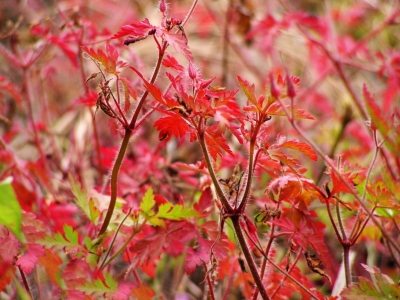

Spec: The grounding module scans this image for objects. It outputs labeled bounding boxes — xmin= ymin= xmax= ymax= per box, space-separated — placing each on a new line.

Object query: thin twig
xmin=99 ymin=208 xmax=132 ymax=269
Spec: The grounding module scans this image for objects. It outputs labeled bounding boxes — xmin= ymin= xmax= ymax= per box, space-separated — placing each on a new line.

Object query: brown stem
xmin=231 ymin=216 xmax=270 ymax=300
xmin=98 ymin=127 xmax=131 ymax=236
xmin=100 ymin=218 xmax=147 ymax=271
xmin=198 ymin=132 xmax=232 ymax=212
xmin=97 ymin=0 xmax=200 ymax=236
xmin=98 ymin=45 xmax=165 ymax=236
xmin=221 ymin=0 xmax=232 ymax=86
xmin=335 ymin=199 xmax=347 ymax=240
xmin=342 ymin=243 xmax=351 ymax=287
xmin=129 ymin=43 xmax=166 ymax=130
xmin=18 ymin=266 xmax=33 ymax=300
xmin=99 ymin=208 xmax=132 ymax=269
xmin=238 ymin=120 xmax=263 ymax=212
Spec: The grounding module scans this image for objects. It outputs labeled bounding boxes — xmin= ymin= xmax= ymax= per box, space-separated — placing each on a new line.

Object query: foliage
xmin=0 ymin=0 xmax=399 ymax=299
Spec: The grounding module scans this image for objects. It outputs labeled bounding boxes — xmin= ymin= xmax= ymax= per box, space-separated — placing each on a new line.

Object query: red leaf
xmin=363 ymin=84 xmax=388 ymax=134
xmin=119 ymin=76 xmax=138 ymax=103
xmin=0 ymin=266 xmax=14 ymax=293
xmin=194 ymin=187 xmax=214 ymax=216
xmin=162 ymin=54 xmax=185 ymax=71
xmin=329 ymin=160 xmax=366 ymax=196
xmin=267 ymin=134 xmax=317 ymax=174
xmin=48 ymin=34 xmax=78 ymax=67
xmin=163 ymin=32 xmax=193 ymax=62
xmin=154 ymin=115 xmax=189 ymax=141
xmin=273 ymin=205 xmax=333 ymax=277
xmin=16 ymin=243 xmax=46 ymax=274
xmin=185 ymin=222 xmax=229 ymax=274
xmin=21 ymin=212 xmax=47 ymax=243
xmin=154 ymin=194 xmax=169 ymax=205
xmin=140 ymin=260 xmax=157 ymax=278
xmin=111 ymin=18 xmax=155 ymax=39
xmin=0 ymin=75 xmax=23 ymax=107
xmin=237 ymin=76 xmax=259 ymax=109
xmin=65 ymin=290 xmax=90 ymax=300
xmin=204 ymin=126 xmax=233 ymax=160
xmin=184 ymin=236 xmax=211 ymax=274
xmin=75 ymin=90 xmax=98 ymax=107
xmin=63 ymin=260 xmax=93 ymax=289
xmin=279 ymin=139 xmax=318 ymax=161
xmin=38 ymin=249 xmax=63 ymax=285
xmin=0 ymin=227 xmax=18 ymax=264
xmin=289 ymin=12 xmax=328 ymax=36
xmin=267 ymin=175 xmax=303 ymax=202
xmin=131 ymin=283 xmax=156 ymax=300
xmin=111 ymin=282 xmax=135 ymax=300
xmin=129 ymin=221 xmax=195 ymax=268
xmin=128 ymin=66 xmax=165 ymax=105
xmin=81 ymin=44 xmax=126 ymax=74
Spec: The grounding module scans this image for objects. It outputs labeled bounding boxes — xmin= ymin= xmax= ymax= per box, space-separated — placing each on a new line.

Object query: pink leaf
xmin=163 ymin=32 xmax=193 ymax=62
xmin=162 ymin=54 xmax=185 ymax=71
xmin=111 ymin=18 xmax=155 ymax=39
xmin=75 ymin=90 xmax=98 ymax=107
xmin=16 ymin=244 xmax=46 ymax=274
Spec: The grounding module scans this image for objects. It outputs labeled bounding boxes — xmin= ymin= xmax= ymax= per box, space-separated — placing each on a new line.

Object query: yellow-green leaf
xmin=0 ymin=177 xmax=23 ymax=241
xmin=140 ymin=187 xmax=155 ymax=216
xmin=69 ymin=174 xmax=90 ymax=219
xmin=89 ymin=198 xmax=100 ymax=224
xmin=156 ymin=203 xmax=199 ymax=220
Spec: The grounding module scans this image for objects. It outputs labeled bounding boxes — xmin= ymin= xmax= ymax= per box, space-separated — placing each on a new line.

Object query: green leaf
xmin=104 ymin=273 xmax=117 ymax=290
xmin=80 ymin=278 xmax=111 ymax=294
xmin=69 ymin=174 xmax=101 ymax=224
xmin=86 ymin=253 xmax=99 ymax=268
xmin=89 ymin=198 xmax=100 ymax=224
xmin=156 ymin=203 xmax=199 ymax=220
xmin=84 ymin=236 xmax=92 ymax=250
xmin=69 ymin=174 xmax=90 ymax=219
xmin=39 ymin=224 xmax=81 ymax=252
xmin=39 ymin=233 xmax=79 ymax=251
xmin=341 ymin=264 xmax=400 ymax=299
xmin=0 ymin=177 xmax=23 ymax=241
xmin=64 ymin=224 xmax=79 ymax=245
xmin=140 ymin=187 xmax=155 ymax=217
xmin=78 ymin=273 xmax=118 ymax=296
xmin=148 ymin=217 xmax=166 ymax=228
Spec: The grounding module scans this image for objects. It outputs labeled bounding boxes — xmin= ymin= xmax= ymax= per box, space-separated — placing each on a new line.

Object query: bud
xmin=188 ymin=62 xmax=197 ymax=80
xmin=286 ymin=74 xmax=296 ymax=98
xmin=159 ymin=0 xmax=167 ymax=13
xmin=269 ymin=73 xmax=280 ymax=98
xmin=199 ymin=77 xmax=215 ymax=89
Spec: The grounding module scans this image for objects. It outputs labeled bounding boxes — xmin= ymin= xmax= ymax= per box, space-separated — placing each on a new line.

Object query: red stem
xmin=203 ymin=262 xmax=216 ymax=300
